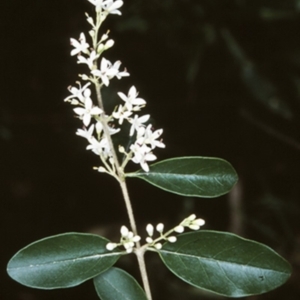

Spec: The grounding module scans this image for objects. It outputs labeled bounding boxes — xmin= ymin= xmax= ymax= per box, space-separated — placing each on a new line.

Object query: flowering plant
xmin=7 ymin=1 xmax=291 ymax=299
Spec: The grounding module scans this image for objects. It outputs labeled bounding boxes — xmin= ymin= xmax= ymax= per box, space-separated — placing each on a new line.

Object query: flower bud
xmin=96 ymin=121 xmax=103 ymax=134
xmin=89 ymin=30 xmax=95 ymax=38
xmin=146 ymin=224 xmax=154 ymax=236
xmin=174 ymin=225 xmax=184 ymax=233
xmin=106 ymin=243 xmax=117 ymax=251
xmin=100 ymin=33 xmax=109 ymax=42
xmin=121 ymin=225 xmax=129 ymax=237
xmin=119 ymin=145 xmax=125 ymax=153
xmin=104 ymin=39 xmax=114 ymax=49
xmin=167 ymin=236 xmax=177 ymax=243
xmin=70 ymin=99 xmax=79 ymax=105
xmin=189 ymin=224 xmax=200 ymax=230
xmin=154 ymin=243 xmax=162 ymax=250
xmin=132 ymin=235 xmax=141 ymax=242
xmin=146 ymin=237 xmax=153 ymax=243
xmin=156 ymin=223 xmax=164 ymax=233
xmin=187 ymin=214 xmax=196 ymax=221
xmin=79 ymin=74 xmax=89 ymax=80
xmin=97 ymin=44 xmax=104 ymax=53
xmin=97 ymin=166 xmax=106 ymax=173
xmin=193 ymin=218 xmax=205 ymax=226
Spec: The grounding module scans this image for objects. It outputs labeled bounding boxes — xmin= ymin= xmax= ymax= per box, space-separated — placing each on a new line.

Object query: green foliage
xmin=159 ymin=231 xmax=292 ymax=297
xmin=7 ymin=233 xmax=121 ymax=289
xmin=127 ymin=157 xmax=238 ymax=198
xmin=93 ymin=267 xmax=148 ymax=300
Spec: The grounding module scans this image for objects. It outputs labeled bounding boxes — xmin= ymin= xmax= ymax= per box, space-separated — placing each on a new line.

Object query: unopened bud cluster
xmin=64 ymin=0 xmax=165 ymax=174
xmin=106 ymin=225 xmax=141 ymax=253
xmin=145 ymin=214 xmax=205 ymax=250
xmin=106 ymin=215 xmax=205 ymax=253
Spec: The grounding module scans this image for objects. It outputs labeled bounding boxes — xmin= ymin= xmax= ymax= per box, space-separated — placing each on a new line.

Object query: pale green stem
xmin=94 ymin=82 xmax=152 ymax=300
xmin=135 ymin=246 xmax=152 ymax=300
xmin=89 ymin=10 xmax=152 ymax=299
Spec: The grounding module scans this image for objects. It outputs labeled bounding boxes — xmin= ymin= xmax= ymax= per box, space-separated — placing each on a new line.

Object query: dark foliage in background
xmin=1 ymin=0 xmax=300 ymax=299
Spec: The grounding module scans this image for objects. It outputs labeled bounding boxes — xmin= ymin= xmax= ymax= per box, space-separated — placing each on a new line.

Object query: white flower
xmin=112 ymin=105 xmax=132 ymax=125
xmin=87 ymin=0 xmax=103 ymax=12
xmin=96 ymin=121 xmax=120 ymax=135
xmin=64 ymin=82 xmax=91 ymax=103
xmin=119 ymin=226 xmax=141 ymax=253
xmin=102 ymin=0 xmax=124 ymax=15
xmin=86 ymin=137 xmax=105 ymax=155
xmin=91 ymin=58 xmax=129 ymax=86
xmin=143 ymin=124 xmax=165 ymax=149
xmin=70 ymin=33 xmax=90 ymax=56
xmin=76 ymin=124 xmax=95 ymax=140
xmin=91 ymin=57 xmax=115 ymax=86
xmin=88 ymin=0 xmax=123 ymax=15
xmin=73 ymin=98 xmax=103 ymax=126
xmin=110 ymin=61 xmax=129 ymax=79
xmin=108 ymin=126 xmax=121 ymax=135
xmin=87 ymin=136 xmax=111 ymax=158
xmin=78 ymin=50 xmax=99 ymax=70
xmin=118 ymin=86 xmax=146 ymax=111
xmin=128 ymin=114 xmax=150 ymax=136
xmin=130 ymin=143 xmax=156 ymax=172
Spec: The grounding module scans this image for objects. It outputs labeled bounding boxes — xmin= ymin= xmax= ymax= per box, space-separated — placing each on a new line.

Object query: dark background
xmin=1 ymin=0 xmax=300 ymax=299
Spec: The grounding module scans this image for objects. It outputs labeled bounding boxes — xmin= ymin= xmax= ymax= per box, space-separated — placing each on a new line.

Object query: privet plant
xmin=7 ymin=1 xmax=292 ymax=299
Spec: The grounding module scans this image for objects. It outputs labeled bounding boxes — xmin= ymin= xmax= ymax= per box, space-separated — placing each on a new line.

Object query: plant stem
xmin=136 ymin=246 xmax=153 ymax=300
xmin=94 ymin=83 xmax=152 ymax=300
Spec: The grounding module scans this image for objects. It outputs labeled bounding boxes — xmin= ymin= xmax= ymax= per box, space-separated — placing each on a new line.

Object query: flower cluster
xmin=174 ymin=214 xmax=205 ymax=233
xmin=145 ymin=214 xmax=205 ymax=250
xmin=64 ymin=0 xmax=164 ymax=174
xmin=145 ymin=223 xmax=177 ymax=250
xmin=106 ymin=226 xmax=141 ymax=253
xmin=106 ymin=215 xmax=205 ymax=252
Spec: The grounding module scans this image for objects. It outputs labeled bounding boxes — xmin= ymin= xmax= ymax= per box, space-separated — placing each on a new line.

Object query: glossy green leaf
xmin=126 ymin=156 xmax=238 ymax=198
xmin=159 ymin=231 xmax=291 ymax=297
xmin=7 ymin=233 xmax=122 ymax=289
xmin=94 ymin=267 xmax=147 ymax=300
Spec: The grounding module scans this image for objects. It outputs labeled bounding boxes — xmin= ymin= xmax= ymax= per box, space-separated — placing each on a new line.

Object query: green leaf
xmin=7 ymin=233 xmax=122 ymax=289
xmin=159 ymin=231 xmax=291 ymax=297
xmin=126 ymin=156 xmax=238 ymax=198
xmin=93 ymin=267 xmax=148 ymax=300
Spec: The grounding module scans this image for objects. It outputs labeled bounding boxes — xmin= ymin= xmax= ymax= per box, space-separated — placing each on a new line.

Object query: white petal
xmin=83 ymin=114 xmax=91 ymax=126
xmin=140 ymin=161 xmax=149 ymax=172
xmin=73 ymin=107 xmax=85 ymax=116
xmin=91 ymin=106 xmax=103 ymax=115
